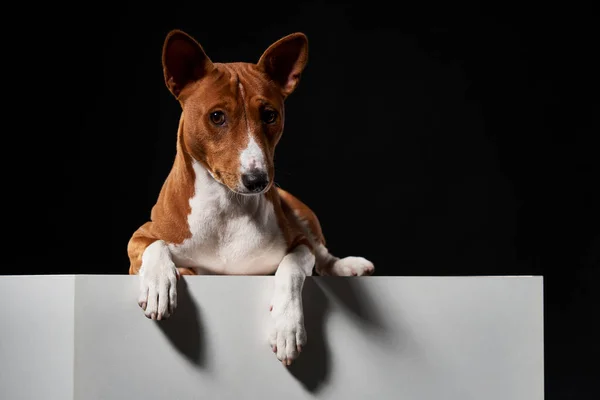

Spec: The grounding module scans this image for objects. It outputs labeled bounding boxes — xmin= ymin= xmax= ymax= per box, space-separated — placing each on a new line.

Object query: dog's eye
xmin=209 ymin=111 xmax=226 ymax=126
xmin=261 ymin=109 xmax=278 ymax=124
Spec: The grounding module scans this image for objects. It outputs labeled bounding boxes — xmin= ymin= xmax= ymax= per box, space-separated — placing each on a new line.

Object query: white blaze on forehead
xmin=237 ymin=81 xmax=267 ymax=174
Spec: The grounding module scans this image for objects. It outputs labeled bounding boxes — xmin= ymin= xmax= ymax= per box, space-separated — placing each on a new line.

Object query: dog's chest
xmin=168 ymin=164 xmax=287 ymax=274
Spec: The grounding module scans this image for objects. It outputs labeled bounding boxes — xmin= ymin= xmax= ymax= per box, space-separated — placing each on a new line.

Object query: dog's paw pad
xmin=332 ymin=256 xmax=375 ymax=276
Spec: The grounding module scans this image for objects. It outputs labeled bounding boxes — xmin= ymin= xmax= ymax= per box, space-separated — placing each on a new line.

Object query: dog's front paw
xmin=268 ymin=295 xmax=306 ymax=366
xmin=331 ymin=256 xmax=375 ymax=276
xmin=138 ymin=260 xmax=178 ymax=320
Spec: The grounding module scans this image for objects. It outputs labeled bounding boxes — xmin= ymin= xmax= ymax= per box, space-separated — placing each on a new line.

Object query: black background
xmin=5 ymin=1 xmax=598 ymax=398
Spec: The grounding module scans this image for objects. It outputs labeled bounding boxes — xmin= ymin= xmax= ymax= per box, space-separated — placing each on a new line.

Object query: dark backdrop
xmin=5 ymin=1 xmax=598 ymax=398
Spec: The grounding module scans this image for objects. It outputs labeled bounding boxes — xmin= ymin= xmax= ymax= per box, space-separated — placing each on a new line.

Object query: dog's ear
xmin=257 ymin=33 xmax=308 ymax=98
xmin=162 ymin=30 xmax=214 ymax=98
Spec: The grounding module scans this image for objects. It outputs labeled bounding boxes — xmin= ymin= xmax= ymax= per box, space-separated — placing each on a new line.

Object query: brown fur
xmin=128 ymin=30 xmax=324 ymax=275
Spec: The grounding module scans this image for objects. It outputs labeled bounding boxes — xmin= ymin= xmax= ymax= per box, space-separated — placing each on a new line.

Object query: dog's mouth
xmin=231 ymin=179 xmax=273 ymax=196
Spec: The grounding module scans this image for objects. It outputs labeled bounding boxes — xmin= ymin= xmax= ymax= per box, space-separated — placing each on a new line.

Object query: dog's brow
xmin=207 ymin=101 xmax=231 ymax=111
xmin=255 ymin=97 xmax=277 ymax=108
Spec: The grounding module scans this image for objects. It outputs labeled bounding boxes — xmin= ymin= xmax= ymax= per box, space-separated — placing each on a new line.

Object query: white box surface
xmin=0 ymin=275 xmax=544 ymax=400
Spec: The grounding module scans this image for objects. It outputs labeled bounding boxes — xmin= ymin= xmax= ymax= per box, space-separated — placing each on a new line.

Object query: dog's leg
xmin=137 ymin=240 xmax=179 ymax=320
xmin=129 ymin=222 xmax=181 ymax=320
xmin=268 ymin=244 xmax=314 ymax=365
xmin=314 ymin=243 xmax=375 ymax=277
xmin=276 ymin=188 xmax=374 ymax=277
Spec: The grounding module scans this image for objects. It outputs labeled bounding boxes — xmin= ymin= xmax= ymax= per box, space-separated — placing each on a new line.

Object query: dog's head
xmin=162 ymin=30 xmax=308 ymax=195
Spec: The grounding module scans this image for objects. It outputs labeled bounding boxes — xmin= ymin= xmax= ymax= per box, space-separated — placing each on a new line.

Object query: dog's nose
xmin=241 ymin=170 xmax=269 ymax=193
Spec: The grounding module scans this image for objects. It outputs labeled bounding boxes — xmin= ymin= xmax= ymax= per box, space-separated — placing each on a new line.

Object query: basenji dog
xmin=128 ymin=29 xmax=375 ymax=365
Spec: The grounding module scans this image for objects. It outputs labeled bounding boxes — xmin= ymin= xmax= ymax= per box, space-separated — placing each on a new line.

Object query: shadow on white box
xmin=0 ymin=275 xmax=544 ymax=400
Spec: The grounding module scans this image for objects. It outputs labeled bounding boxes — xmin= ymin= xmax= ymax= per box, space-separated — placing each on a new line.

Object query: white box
xmin=0 ymin=275 xmax=544 ymax=400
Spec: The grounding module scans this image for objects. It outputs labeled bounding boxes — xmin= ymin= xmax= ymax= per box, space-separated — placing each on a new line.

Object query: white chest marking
xmin=167 ymin=161 xmax=287 ymax=275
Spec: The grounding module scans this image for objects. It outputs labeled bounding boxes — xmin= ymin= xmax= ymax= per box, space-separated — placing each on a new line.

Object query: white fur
xmin=239 ymin=134 xmax=267 ymax=175
xmin=238 ymin=81 xmax=267 ymax=177
xmin=328 ymin=256 xmax=374 ymax=276
xmin=138 ymin=160 xmax=288 ymax=319
xmin=268 ymin=244 xmax=314 ymax=363
xmin=167 ymin=160 xmax=287 ymax=275
xmin=138 ymin=240 xmax=178 ymax=320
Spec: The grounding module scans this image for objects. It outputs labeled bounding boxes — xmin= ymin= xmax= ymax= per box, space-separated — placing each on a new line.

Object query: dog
xmin=127 ymin=29 xmax=375 ymax=365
